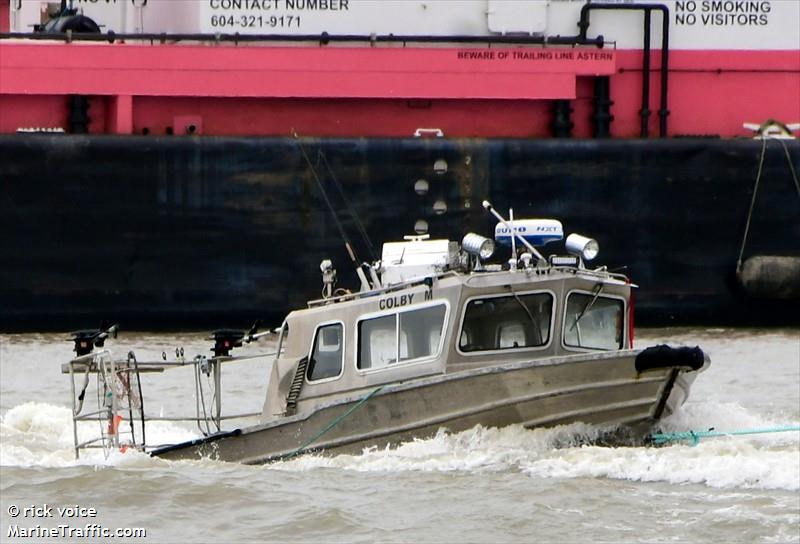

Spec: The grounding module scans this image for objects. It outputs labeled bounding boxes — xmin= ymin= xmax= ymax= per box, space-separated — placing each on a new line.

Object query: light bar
xmin=549 ymin=255 xmax=579 ymax=266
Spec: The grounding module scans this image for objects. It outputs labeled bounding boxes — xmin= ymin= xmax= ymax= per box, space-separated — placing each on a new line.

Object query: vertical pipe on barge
xmin=68 ymin=95 xmax=90 ymax=133
xmin=577 ymin=3 xmax=670 ymax=137
xmin=640 ymin=9 xmax=652 ymax=138
xmin=552 ymin=100 xmax=574 ymax=138
xmin=658 ymin=12 xmax=670 ymax=137
xmin=592 ymin=77 xmax=613 ymax=138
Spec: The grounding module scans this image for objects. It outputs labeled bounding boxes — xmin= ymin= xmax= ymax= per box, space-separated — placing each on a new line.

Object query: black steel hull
xmin=2 ymin=135 xmax=798 ymax=330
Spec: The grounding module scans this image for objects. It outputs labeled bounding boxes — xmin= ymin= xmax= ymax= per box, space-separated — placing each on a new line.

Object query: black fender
xmin=41 ymin=15 xmax=102 ymax=34
xmin=635 ymin=344 xmax=705 ymax=373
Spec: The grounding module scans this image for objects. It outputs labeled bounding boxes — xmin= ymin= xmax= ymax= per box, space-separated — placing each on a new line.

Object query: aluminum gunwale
xmin=239 ymin=377 xmax=664 ymax=464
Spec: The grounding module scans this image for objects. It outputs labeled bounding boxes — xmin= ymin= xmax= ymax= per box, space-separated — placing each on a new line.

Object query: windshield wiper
xmin=508 ymin=285 xmax=542 ymax=344
xmin=570 ymin=283 xmax=604 ymax=331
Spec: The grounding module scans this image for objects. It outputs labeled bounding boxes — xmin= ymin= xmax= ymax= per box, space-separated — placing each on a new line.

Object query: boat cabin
xmin=261 ymin=215 xmax=632 ymax=423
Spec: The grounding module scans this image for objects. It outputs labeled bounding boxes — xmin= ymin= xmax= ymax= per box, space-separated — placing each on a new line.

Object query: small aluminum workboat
xmin=63 ymin=201 xmax=708 ymax=463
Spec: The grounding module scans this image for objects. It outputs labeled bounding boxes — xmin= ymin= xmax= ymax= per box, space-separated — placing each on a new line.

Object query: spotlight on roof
xmin=565 ymin=234 xmax=599 ymax=261
xmin=462 ymin=233 xmax=495 ymax=260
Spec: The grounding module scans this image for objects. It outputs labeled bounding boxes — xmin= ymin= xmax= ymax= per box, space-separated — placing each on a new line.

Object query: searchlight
xmin=565 ymin=234 xmax=599 ymax=261
xmin=462 ymin=233 xmax=495 ymax=260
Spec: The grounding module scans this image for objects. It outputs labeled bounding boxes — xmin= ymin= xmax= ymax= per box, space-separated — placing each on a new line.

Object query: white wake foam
xmin=520 ymin=438 xmax=798 ymax=490
xmin=3 ymin=401 xmax=798 ymax=491
xmin=276 ymin=401 xmax=799 ymax=491
xmin=0 ymin=402 xmax=198 ymax=468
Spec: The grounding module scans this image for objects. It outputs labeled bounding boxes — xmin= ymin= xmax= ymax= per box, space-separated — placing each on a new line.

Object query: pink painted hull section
xmin=1 ymin=43 xmax=797 ymax=138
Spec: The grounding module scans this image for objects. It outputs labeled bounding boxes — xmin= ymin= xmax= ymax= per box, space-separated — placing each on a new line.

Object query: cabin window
xmin=358 ymin=315 xmax=396 ymax=369
xmin=358 ymin=304 xmax=447 ymax=370
xmin=399 ymin=305 xmax=446 ymax=362
xmin=563 ymin=293 xmax=624 ymax=350
xmin=307 ymin=323 xmax=344 ymax=381
xmin=459 ymin=292 xmax=553 ymax=352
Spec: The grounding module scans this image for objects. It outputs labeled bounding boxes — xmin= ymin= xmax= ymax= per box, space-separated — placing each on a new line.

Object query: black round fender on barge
xmin=635 ymin=345 xmax=706 ymax=373
xmin=40 ymin=15 xmax=102 ymax=34
xmin=737 ymin=256 xmax=800 ymax=300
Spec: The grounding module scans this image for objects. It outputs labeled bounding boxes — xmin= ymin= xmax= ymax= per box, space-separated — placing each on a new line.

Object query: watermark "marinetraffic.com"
xmin=7 ymin=524 xmax=147 ymax=539
xmin=5 ymin=503 xmax=146 ymax=539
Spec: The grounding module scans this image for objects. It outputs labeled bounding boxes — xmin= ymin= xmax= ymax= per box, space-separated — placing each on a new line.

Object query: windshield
xmin=564 ymin=293 xmax=624 ymax=350
xmin=459 ymin=292 xmax=553 ymax=352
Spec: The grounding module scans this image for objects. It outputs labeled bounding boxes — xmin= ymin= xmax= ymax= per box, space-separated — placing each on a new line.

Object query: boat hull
xmin=2 ymin=135 xmax=798 ymax=329
xmin=153 ymin=350 xmax=704 ymax=463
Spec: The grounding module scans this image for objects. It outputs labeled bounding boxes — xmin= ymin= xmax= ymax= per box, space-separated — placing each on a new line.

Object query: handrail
xmin=0 ymin=30 xmax=605 ymax=47
xmin=137 ymin=412 xmax=261 ymax=422
xmin=307 ymin=271 xmax=460 ymax=307
xmin=64 ymin=345 xmax=273 ymax=459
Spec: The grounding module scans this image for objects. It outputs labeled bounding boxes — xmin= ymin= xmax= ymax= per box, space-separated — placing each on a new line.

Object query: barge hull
xmin=1 ymin=135 xmax=798 ymax=330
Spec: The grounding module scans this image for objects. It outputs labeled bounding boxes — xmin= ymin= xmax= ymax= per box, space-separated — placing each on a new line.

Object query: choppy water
xmin=1 ymin=328 xmax=798 ymax=543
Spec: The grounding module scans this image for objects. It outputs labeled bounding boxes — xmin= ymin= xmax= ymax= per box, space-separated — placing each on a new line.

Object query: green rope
xmin=281 ymin=385 xmax=385 ymax=460
xmin=650 ymin=425 xmax=800 ymax=446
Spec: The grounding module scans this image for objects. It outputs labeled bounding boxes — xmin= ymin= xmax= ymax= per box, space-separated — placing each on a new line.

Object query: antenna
xmin=482 ymin=200 xmax=546 ymax=264
xmin=293 ymin=132 xmax=371 ymax=291
xmin=317 ymin=150 xmax=377 ymax=261
xmin=509 ymin=207 xmax=516 ymax=271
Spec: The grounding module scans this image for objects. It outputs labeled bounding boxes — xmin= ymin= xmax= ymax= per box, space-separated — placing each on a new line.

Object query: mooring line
xmin=736 ymin=137 xmax=768 ymax=272
xmin=281 ymin=385 xmax=385 ymax=460
xmin=650 ymin=425 xmax=800 ymax=446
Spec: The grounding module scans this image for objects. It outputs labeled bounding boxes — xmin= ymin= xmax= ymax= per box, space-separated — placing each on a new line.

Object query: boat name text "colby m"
xmin=378 ymin=289 xmax=435 ymax=310
xmin=379 ymin=293 xmax=415 ymax=310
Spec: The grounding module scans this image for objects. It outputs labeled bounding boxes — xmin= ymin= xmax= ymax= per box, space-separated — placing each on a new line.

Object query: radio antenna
xmin=293 ymin=132 xmax=371 ymax=290
xmin=482 ymin=200 xmax=546 ymax=263
xmin=318 ymin=150 xmax=377 ymax=261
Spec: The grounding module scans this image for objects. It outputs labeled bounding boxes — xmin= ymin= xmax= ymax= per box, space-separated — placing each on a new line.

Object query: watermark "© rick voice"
xmin=5 ymin=503 xmax=146 ymax=539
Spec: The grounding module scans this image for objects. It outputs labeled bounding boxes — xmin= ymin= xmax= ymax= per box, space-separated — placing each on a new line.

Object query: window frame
xmin=561 ymin=290 xmax=627 ymax=352
xmin=355 ymin=300 xmax=450 ymax=375
xmin=456 ymin=289 xmax=556 ymax=356
xmin=305 ymin=319 xmax=346 ymax=384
